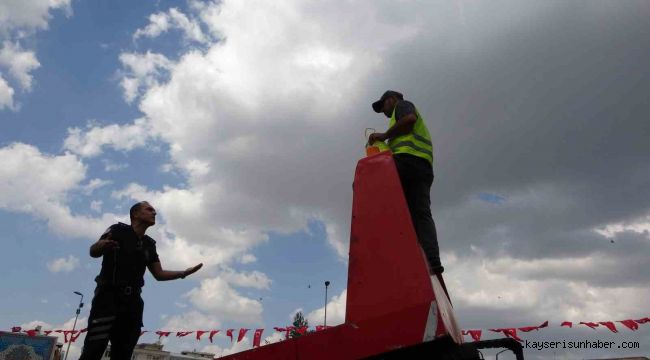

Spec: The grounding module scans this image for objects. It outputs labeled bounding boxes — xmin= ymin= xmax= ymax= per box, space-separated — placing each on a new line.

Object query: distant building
xmin=100 ymin=342 xmax=214 ymax=360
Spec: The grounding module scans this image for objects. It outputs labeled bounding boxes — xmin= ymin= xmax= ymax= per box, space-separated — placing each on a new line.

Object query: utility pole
xmin=324 ymin=281 xmax=330 ymax=327
xmin=65 ymin=291 xmax=84 ymax=360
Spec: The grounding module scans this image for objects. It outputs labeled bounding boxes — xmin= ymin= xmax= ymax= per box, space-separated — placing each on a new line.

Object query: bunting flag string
xmin=237 ymin=329 xmax=249 ymax=343
xmin=619 ymin=320 xmax=639 ymax=331
xmin=196 ymin=330 xmax=207 ymax=341
xmin=155 ymin=331 xmax=171 ymax=340
xmin=518 ymin=320 xmax=548 ymax=333
xmin=462 ymin=330 xmax=482 ymax=342
xmin=580 ymin=322 xmax=600 ymax=330
xmin=209 ymin=330 xmax=220 ymax=343
xmin=252 ymin=329 xmax=264 ymax=348
xmin=599 ymin=321 xmax=618 ymax=333
xmin=5 ymin=316 xmax=648 ymax=345
xmin=489 ymin=328 xmax=522 ymax=342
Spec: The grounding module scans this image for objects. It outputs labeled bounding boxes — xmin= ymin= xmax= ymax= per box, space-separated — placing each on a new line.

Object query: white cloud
xmin=63 ymin=118 xmax=154 ymax=157
xmin=238 ymin=254 xmax=257 ymax=264
xmin=90 ymin=200 xmax=103 ymax=212
xmin=0 ymin=0 xmax=72 ymax=33
xmin=104 ymin=0 xmax=420 ymax=267
xmin=0 ymin=41 xmax=40 ymax=90
xmin=595 ymin=215 xmax=650 ymax=239
xmin=306 ymin=289 xmax=346 ymax=327
xmin=134 ymin=8 xmax=208 ymax=44
xmin=185 ymin=277 xmax=263 ymax=325
xmin=118 ymin=51 xmax=173 ymax=103
xmin=47 ymin=255 xmax=80 ymax=273
xmin=0 ymin=142 xmax=123 ymax=238
xmin=220 ymin=268 xmax=271 ymax=290
xmin=262 ymin=331 xmax=285 ymax=346
xmin=0 ymin=0 xmax=72 ymax=111
xmin=446 ymin=254 xmax=650 ymax=322
xmin=0 ymin=74 xmax=15 ymax=110
xmin=83 ymin=178 xmax=111 ymax=195
xmin=161 ymin=310 xmax=221 ymax=331
xmin=103 ymin=159 xmax=128 ymax=172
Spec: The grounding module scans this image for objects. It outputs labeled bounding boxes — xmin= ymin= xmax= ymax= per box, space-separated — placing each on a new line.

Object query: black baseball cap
xmin=372 ymin=90 xmax=403 ymax=112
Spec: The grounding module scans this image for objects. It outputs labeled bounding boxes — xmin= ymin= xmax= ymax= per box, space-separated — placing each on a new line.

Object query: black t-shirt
xmin=394 ymin=100 xmax=416 ymax=121
xmin=95 ymin=222 xmax=160 ymax=287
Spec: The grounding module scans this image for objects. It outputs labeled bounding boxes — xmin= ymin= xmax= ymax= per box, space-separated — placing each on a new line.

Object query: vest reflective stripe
xmin=388 ymin=106 xmax=433 ymax=164
xmin=412 ymin=133 xmax=432 ymax=146
xmin=391 ymin=140 xmax=433 ymax=158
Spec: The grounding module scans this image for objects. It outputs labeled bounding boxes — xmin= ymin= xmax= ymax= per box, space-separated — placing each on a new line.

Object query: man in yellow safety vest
xmin=369 ymin=90 xmax=443 ymax=275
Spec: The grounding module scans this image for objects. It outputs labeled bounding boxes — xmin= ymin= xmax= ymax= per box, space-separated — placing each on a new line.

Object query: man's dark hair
xmin=130 ymin=201 xmax=145 ymax=219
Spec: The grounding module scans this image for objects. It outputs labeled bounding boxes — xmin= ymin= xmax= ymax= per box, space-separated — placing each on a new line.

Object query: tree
xmin=290 ymin=311 xmax=309 ymax=338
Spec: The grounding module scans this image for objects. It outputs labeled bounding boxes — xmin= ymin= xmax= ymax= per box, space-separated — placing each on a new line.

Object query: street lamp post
xmin=64 ymin=291 xmax=84 ymax=360
xmin=324 ymin=281 xmax=330 ymax=327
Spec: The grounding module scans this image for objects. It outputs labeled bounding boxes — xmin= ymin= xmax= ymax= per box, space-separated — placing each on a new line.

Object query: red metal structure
xmin=220 ymin=152 xmax=522 ymax=359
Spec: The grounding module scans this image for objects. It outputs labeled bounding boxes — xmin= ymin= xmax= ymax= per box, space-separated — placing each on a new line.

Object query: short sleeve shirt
xmin=95 ymin=222 xmax=160 ymax=287
xmin=394 ymin=100 xmax=417 ymax=121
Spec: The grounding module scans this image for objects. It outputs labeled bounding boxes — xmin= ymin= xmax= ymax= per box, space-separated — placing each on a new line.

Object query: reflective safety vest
xmin=388 ymin=105 xmax=433 ymax=165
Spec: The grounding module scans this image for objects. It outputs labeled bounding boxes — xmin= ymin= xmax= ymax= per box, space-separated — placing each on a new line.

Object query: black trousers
xmin=79 ymin=288 xmax=143 ymax=360
xmin=393 ymin=154 xmax=443 ymax=273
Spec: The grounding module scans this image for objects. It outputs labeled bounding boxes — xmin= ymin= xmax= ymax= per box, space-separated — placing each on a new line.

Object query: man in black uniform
xmin=79 ymin=201 xmax=203 ymax=360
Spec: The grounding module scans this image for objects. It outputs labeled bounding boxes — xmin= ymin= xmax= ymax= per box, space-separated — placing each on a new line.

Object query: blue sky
xmin=2 ymin=1 xmax=649 ymax=359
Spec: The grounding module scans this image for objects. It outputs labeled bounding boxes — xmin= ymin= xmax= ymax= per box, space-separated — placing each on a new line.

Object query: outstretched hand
xmin=182 ymin=263 xmax=203 ymax=278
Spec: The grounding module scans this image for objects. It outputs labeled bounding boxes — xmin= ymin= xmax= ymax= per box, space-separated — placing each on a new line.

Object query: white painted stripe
xmin=422 ymin=300 xmax=438 ymax=342
xmin=89 ymin=324 xmax=112 ymax=333
xmin=92 ymin=315 xmax=116 ymax=324
xmin=87 ymin=334 xmax=109 ymax=341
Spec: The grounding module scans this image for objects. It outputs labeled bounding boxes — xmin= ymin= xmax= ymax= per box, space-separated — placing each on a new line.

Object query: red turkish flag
xmin=70 ymin=331 xmax=84 ymax=343
xmin=599 ymin=322 xmax=618 ymax=333
xmin=462 ymin=330 xmax=482 ymax=342
xmin=155 ymin=331 xmax=172 ymax=339
xmin=519 ymin=321 xmax=545 ymax=332
xmin=490 ymin=328 xmax=522 ymax=342
xmin=253 ymin=329 xmax=264 ymax=347
xmin=209 ymin=330 xmax=220 ymax=343
xmin=63 ymin=330 xmax=77 ymax=343
xmin=619 ymin=320 xmax=639 ymax=331
xmin=25 ymin=330 xmax=38 ymax=337
xmin=273 ymin=326 xmax=294 ymax=339
xmin=580 ymin=322 xmax=599 ymax=330
xmin=226 ymin=329 xmax=234 ymax=342
xmin=237 ymin=329 xmax=249 ymax=342
xmin=44 ymin=330 xmax=53 ymax=336
xmin=635 ymin=317 xmax=650 ymax=324
xmin=561 ymin=321 xmax=572 ymax=328
xmin=196 ymin=330 xmax=207 ymax=340
xmin=176 ymin=331 xmax=194 ymax=337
